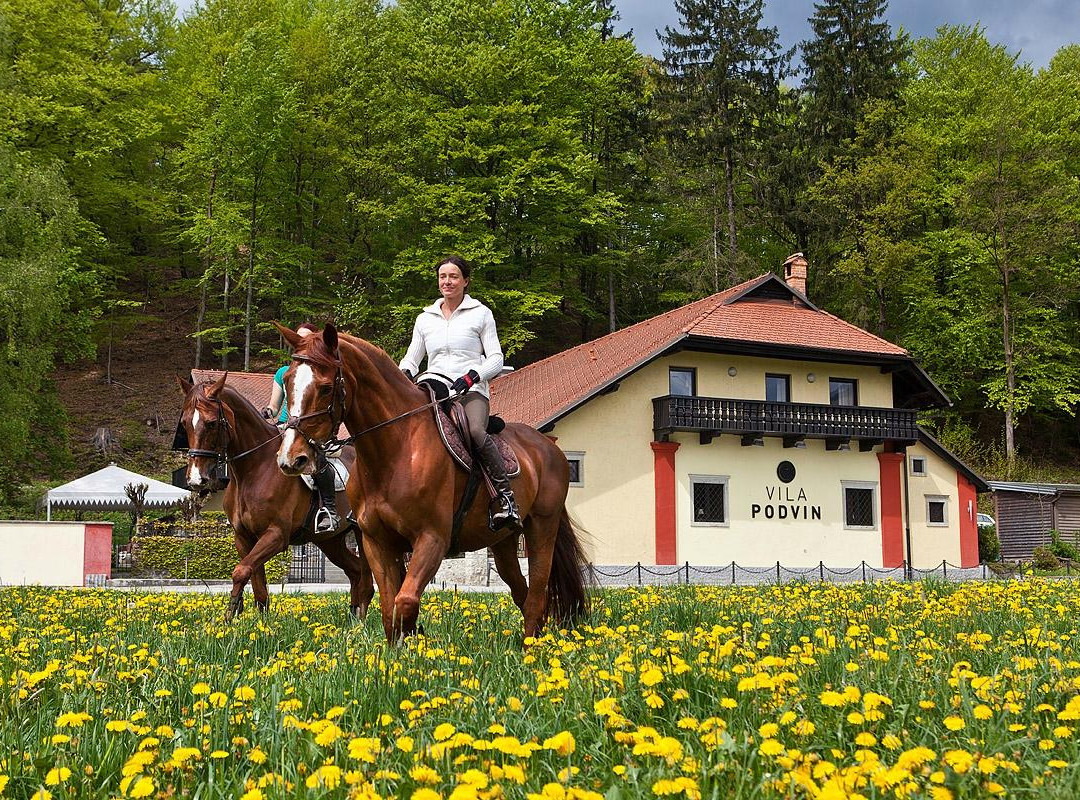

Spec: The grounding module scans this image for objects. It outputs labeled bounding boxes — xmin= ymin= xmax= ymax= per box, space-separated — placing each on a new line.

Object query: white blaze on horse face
xmin=187 ymin=409 xmax=203 ymax=485
xmin=280 ymin=363 xmax=315 ymax=466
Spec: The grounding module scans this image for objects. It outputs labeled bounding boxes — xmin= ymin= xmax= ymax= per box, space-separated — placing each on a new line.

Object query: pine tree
xmin=658 ymin=0 xmax=790 ymax=290
xmin=801 ymin=0 xmax=908 ymax=158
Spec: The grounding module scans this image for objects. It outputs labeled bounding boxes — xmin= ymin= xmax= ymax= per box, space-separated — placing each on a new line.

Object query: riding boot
xmin=477 ymin=434 xmax=521 ymax=530
xmin=313 ymin=457 xmax=340 ymax=535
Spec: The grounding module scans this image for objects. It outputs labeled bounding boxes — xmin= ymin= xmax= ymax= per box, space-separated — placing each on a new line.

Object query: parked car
xmin=977 ymin=513 xmax=996 ymax=528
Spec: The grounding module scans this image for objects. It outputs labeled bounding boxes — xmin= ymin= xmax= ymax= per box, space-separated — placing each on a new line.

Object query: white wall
xmin=905 ymin=443 xmax=964 ymax=567
xmin=0 ymin=522 xmax=90 ymax=586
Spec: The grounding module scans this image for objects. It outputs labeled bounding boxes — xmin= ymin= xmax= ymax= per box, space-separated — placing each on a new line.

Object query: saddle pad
xmin=426 ymin=388 xmax=520 ymax=477
xmin=301 ymin=457 xmax=349 ymax=492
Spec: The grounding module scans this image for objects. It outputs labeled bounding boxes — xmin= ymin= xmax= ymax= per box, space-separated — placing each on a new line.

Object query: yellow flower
xmin=411 ymin=790 xmax=442 ymax=800
xmin=410 ymin=766 xmax=440 ymax=784
xmin=0 ymin=776 xmax=8 ymax=794
xmin=943 ymin=716 xmax=965 ymax=731
xmin=326 ymin=706 xmax=346 ymax=719
xmin=1048 ymin=759 xmax=1068 ymax=769
xmin=234 ymin=686 xmax=256 ymax=701
xmin=314 ymin=723 xmax=344 ymax=746
xmin=434 ymin=723 xmax=456 ymax=742
xmin=973 ymin=704 xmax=993 ymax=720
xmin=240 ymin=790 xmax=263 ymax=800
xmin=397 ymin=736 xmax=414 ymax=752
xmin=758 ymin=739 xmax=784 ymax=757
xmin=543 ymin=731 xmax=576 ymax=756
xmin=207 ymin=692 xmax=228 ymax=709
xmin=191 ymin=682 xmax=210 ymax=695
xmin=248 ymin=748 xmax=267 ymax=764
xmin=55 ymin=712 xmax=92 ymax=728
xmin=129 ymin=777 xmax=155 ymax=798
xmin=507 ymin=697 xmax=523 ymax=712
xmin=943 ymin=750 xmax=973 ymax=774
xmin=930 ymin=788 xmax=953 ymax=800
xmin=854 ymin=732 xmax=877 ymax=747
xmin=210 ymin=750 xmax=228 ymax=759
xmin=758 ymin=723 xmax=779 ymax=738
xmin=44 ymin=768 xmax=71 ymax=786
xmin=820 ymin=690 xmax=846 ymax=707
xmin=640 ymin=667 xmax=664 ymax=687
xmin=30 ymin=790 xmax=52 ymax=800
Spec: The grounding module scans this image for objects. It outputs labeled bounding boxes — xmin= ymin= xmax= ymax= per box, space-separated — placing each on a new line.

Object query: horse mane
xmin=317 ymin=330 xmax=426 ymax=402
xmin=197 ymin=381 xmax=275 ymax=433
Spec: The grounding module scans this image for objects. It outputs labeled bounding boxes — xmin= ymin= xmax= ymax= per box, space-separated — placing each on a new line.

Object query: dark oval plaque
xmin=777 ymin=461 xmax=796 ymax=483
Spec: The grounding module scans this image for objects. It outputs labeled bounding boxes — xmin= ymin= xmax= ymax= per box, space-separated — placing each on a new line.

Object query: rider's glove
xmin=261 ymin=406 xmax=275 ymax=420
xmin=401 ymin=368 xmax=415 ymax=381
xmin=452 ymin=370 xmax=481 ymax=395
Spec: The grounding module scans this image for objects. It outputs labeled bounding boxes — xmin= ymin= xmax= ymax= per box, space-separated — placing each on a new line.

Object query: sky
xmin=615 ymin=0 xmax=1079 ymax=69
xmin=172 ymin=0 xmax=1079 ymax=69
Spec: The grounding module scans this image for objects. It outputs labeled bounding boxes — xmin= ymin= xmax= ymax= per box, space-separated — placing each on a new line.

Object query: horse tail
xmin=547 ymin=507 xmax=593 ymax=624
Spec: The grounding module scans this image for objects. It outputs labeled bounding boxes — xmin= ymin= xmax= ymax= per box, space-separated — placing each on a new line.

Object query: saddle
xmin=422 ymin=384 xmax=520 ymax=477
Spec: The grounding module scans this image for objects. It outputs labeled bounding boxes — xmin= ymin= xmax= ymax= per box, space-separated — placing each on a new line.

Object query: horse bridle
xmin=184 ymin=395 xmax=282 ymax=477
xmin=283 ymin=356 xmax=459 ymax=452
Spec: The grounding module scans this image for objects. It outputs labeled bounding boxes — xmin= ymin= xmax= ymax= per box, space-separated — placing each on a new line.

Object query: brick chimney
xmin=783 ymin=252 xmax=808 ymax=297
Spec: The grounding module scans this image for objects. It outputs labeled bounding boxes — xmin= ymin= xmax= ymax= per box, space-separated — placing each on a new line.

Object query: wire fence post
xmin=942 ymin=559 xmax=947 ymax=580
xmin=903 ymin=559 xmax=908 ymax=581
xmin=731 ymin=560 xmax=736 ymax=586
xmin=819 ymin=560 xmax=824 ymax=582
xmin=685 ymin=561 xmax=690 ymax=585
xmin=776 ymin=561 xmax=781 ymax=584
xmin=861 ymin=560 xmax=866 ymax=583
xmin=636 ymin=562 xmax=641 ymax=586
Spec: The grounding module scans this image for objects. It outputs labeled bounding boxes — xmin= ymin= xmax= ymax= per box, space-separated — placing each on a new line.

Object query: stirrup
xmin=489 ymin=493 xmax=521 ymax=531
xmin=315 ymin=506 xmax=340 ymax=534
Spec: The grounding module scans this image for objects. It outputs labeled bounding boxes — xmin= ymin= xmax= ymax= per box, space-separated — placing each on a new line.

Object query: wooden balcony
xmin=653 ymin=395 xmax=918 ymax=448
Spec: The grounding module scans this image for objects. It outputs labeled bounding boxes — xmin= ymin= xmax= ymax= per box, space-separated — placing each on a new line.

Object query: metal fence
xmin=289 ymin=544 xmax=326 ymax=583
xmin=588 ymin=560 xmax=1006 ymax=587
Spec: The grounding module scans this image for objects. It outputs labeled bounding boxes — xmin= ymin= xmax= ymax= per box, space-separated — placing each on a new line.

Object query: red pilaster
xmin=83 ymin=522 xmax=113 ymax=583
xmin=957 ymin=474 xmax=979 ymax=567
xmin=651 ymin=441 xmax=680 ymax=565
xmin=877 ymin=453 xmax=905 ymax=568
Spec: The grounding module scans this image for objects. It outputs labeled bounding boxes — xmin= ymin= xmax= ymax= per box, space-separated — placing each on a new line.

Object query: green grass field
xmin=3 ymin=580 xmax=1080 ymax=799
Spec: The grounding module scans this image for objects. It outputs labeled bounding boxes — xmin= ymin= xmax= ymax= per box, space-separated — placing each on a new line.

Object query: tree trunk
xmin=244 ymin=187 xmax=257 ymax=372
xmin=195 ymin=169 xmax=216 ymax=368
xmin=221 ymin=256 xmax=230 ymax=371
xmin=724 ymin=144 xmax=738 ymax=285
xmin=1001 ymin=264 xmax=1015 ymax=468
xmin=608 ymin=263 xmax=616 ymax=333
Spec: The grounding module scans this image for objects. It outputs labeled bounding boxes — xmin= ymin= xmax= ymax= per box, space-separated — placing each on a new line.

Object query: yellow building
xmin=491 ymin=256 xmax=986 ymax=570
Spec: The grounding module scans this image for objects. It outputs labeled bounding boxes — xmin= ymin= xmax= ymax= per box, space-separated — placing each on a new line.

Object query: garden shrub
xmin=978 ymin=524 xmax=1000 ymax=563
xmin=1048 ymin=530 xmax=1080 ymax=562
xmin=132 ymin=534 xmax=289 ymax=582
xmin=1032 ymin=546 xmax=1060 ymax=571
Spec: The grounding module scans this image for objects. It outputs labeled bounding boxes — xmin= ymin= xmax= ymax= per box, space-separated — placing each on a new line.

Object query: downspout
xmin=902 ymin=450 xmax=912 ymax=577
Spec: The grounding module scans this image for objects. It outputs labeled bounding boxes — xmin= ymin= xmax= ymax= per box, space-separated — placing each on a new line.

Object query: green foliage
xmin=132 ymin=533 xmax=289 ymax=582
xmin=977 ymin=524 xmax=1000 ymax=564
xmin=1048 ymin=531 xmax=1080 ymax=563
xmin=1031 ymin=546 xmax=1060 ymax=572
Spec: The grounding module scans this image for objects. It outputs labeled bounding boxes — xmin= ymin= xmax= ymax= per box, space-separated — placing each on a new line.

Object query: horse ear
xmin=207 ymin=372 xmax=227 ymax=398
xmin=323 ymin=323 xmax=339 ymax=353
xmin=177 ymin=374 xmax=194 ymax=394
xmin=273 ymin=321 xmax=305 ymax=349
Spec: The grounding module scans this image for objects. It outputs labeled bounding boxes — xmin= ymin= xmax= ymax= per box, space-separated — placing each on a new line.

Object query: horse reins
xmin=282 ymin=355 xmax=458 ymax=452
xmin=187 ymin=396 xmax=282 ymax=466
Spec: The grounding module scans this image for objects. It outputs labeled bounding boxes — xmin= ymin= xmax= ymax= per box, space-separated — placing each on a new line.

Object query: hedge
xmin=131 ymin=534 xmax=290 ymax=583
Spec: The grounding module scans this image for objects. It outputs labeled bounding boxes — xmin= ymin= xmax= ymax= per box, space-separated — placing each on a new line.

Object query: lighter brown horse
xmin=273 ymin=323 xmax=590 ymax=641
xmin=177 ymin=373 xmax=373 ymax=620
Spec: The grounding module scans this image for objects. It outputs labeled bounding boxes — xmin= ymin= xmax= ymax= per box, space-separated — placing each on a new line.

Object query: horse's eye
xmin=318 ymin=385 xmax=331 ymax=396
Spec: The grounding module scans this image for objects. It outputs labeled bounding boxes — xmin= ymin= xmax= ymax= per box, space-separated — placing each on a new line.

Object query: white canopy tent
xmin=44 ymin=463 xmax=190 ymax=520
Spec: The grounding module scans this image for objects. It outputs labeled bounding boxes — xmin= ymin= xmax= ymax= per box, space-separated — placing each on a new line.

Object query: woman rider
xmin=263 ymin=322 xmax=340 ymax=535
xmin=398 ymin=255 xmax=521 ymax=529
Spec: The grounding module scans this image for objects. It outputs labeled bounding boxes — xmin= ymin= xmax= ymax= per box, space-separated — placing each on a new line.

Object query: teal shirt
xmin=274 ymin=365 xmax=289 ymax=424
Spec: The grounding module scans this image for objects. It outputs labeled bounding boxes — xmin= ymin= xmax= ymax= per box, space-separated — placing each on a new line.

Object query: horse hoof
xmin=350 ymin=605 xmax=366 ymax=621
xmin=255 ymin=600 xmax=269 ymax=614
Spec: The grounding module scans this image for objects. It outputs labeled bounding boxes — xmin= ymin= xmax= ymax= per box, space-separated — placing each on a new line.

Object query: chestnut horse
xmin=177 ymin=373 xmax=373 ymax=620
xmin=273 ymin=323 xmax=590 ymax=641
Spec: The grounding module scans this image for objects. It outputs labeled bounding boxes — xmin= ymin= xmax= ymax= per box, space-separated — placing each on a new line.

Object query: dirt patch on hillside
xmin=51 ymin=305 xmax=279 ymax=482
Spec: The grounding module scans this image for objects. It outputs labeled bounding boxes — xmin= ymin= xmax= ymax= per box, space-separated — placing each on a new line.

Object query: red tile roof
xmin=191 ymin=369 xmax=275 ymax=409
xmin=491 ymin=273 xmax=913 ymax=428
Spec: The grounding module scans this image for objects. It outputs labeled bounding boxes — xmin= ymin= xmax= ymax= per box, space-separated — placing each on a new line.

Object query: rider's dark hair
xmin=435 ymin=255 xmax=470 ymax=280
xmin=297 ymin=322 xmax=319 ymax=334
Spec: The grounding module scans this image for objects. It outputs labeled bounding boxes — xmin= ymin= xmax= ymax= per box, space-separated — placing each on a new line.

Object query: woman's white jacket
xmin=398 ymin=294 xmax=504 ymax=398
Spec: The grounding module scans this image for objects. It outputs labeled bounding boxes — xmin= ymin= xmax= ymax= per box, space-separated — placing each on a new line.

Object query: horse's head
xmin=176 ymin=372 xmax=235 ymax=493
xmin=274 ymin=322 xmax=344 ymax=476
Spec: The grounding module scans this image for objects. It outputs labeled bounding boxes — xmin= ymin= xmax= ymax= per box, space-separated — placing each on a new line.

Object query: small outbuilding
xmin=987 ymin=481 xmax=1080 ymax=559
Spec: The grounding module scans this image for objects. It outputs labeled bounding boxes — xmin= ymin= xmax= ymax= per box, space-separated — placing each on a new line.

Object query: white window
xmin=564 ymin=451 xmax=585 ymax=488
xmin=690 ymin=475 xmax=729 ymax=526
xmin=910 ymin=457 xmax=927 ymax=477
xmin=841 ymin=481 xmax=877 ymax=530
xmin=926 ymin=495 xmax=949 ymax=526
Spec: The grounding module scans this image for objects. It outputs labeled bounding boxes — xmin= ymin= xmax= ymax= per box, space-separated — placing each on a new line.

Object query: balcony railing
xmin=653 ymin=395 xmax=918 ymax=444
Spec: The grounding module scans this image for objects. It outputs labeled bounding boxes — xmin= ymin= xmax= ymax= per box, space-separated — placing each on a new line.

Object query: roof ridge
xmin=681 ymin=274 xmax=770 ymax=333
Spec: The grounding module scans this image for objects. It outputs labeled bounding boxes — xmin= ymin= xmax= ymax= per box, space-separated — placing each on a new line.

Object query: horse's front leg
xmin=318 ymin=531 xmax=374 ymax=620
xmin=392 ymin=531 xmax=447 ymax=640
xmin=362 ymin=532 xmax=405 ymax=641
xmin=228 ymin=528 xmax=287 ymax=622
xmin=251 ymin=564 xmax=270 ymax=613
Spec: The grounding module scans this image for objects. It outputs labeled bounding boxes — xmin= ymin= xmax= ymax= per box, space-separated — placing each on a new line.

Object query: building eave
xmin=917 ymin=427 xmax=989 ymax=493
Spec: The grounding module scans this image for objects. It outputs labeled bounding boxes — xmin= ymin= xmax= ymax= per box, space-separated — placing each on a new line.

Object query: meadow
xmin=3 ymin=580 xmax=1080 ymax=799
